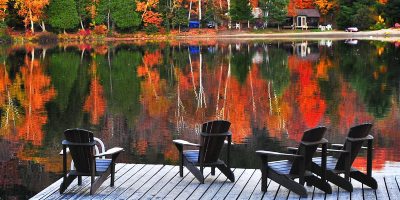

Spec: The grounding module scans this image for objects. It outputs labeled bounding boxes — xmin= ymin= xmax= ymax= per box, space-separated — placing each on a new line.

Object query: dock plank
xmin=127 ymin=165 xmax=174 ymax=199
xmin=249 ymin=179 xmax=267 ymax=200
xmin=385 ymin=176 xmax=400 ymax=200
xmin=375 ymin=176 xmax=389 ymax=200
xmin=188 ymin=168 xmax=223 ymax=200
xmin=175 ymin=167 xmax=212 ymax=199
xmin=225 ymin=169 xmax=256 ymax=199
xmin=117 ymin=164 xmax=164 ymax=199
xmin=351 ymin=179 xmax=364 ymax=200
xmin=199 ymin=169 xmax=233 ymax=200
xmin=76 ymin=164 xmax=133 ymax=200
xmin=237 ymin=169 xmax=261 ymax=200
xmin=104 ymin=164 xmax=155 ymax=199
xmin=92 ymin=164 xmax=144 ymax=200
xmin=151 ymin=167 xmax=190 ymax=199
xmin=31 ymin=164 xmax=399 ymax=200
xmin=262 ymin=179 xmax=280 ymax=200
xmin=163 ymin=168 xmax=196 ymax=199
xmin=211 ymin=168 xmax=245 ymax=199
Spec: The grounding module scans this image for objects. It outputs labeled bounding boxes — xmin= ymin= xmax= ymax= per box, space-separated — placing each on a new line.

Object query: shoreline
xmin=105 ymin=29 xmax=400 ymax=41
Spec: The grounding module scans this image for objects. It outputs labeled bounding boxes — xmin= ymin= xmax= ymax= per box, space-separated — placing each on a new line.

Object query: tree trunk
xmin=40 ymin=21 xmax=46 ymax=32
xmin=107 ymin=9 xmax=111 ymax=31
xmin=188 ymin=1 xmax=192 ymax=20
xmin=29 ymin=8 xmax=34 ymax=33
xmin=80 ymin=19 xmax=85 ymax=30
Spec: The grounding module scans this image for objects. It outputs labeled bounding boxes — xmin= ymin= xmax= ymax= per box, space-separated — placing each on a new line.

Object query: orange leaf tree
xmin=14 ymin=0 xmax=49 ymax=33
xmin=136 ymin=0 xmax=163 ymax=27
xmin=314 ymin=0 xmax=337 ymax=21
xmin=0 ymin=0 xmax=8 ymax=22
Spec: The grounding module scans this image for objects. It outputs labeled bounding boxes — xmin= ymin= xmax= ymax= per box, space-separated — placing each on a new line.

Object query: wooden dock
xmin=31 ymin=163 xmax=400 ymax=199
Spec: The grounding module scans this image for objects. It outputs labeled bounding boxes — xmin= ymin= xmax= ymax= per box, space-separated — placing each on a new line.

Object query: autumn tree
xmin=48 ymin=0 xmax=80 ymax=33
xmin=136 ymin=0 xmax=163 ymax=27
xmin=13 ymin=0 xmax=49 ymax=33
xmin=0 ymin=0 xmax=8 ymax=22
xmin=314 ymin=0 xmax=338 ymax=23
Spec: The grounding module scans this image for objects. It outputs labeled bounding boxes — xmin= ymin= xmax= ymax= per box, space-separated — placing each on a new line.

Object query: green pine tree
xmin=229 ymin=0 xmax=253 ymax=22
xmin=266 ymin=0 xmax=289 ymax=29
xmin=96 ymin=0 xmax=141 ymax=31
xmin=48 ymin=0 xmax=80 ymax=32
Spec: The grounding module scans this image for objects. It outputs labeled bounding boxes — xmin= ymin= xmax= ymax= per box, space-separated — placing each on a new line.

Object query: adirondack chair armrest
xmin=59 ymin=147 xmax=70 ymax=155
xmin=331 ymin=144 xmax=344 ymax=149
xmin=347 ymin=135 xmax=374 ymax=142
xmin=95 ymin=147 xmax=124 ymax=157
xmin=331 ymin=143 xmax=373 ymax=150
xmin=62 ymin=140 xmax=97 ymax=146
xmin=317 ymin=148 xmax=349 ymax=154
xmin=256 ymin=150 xmax=303 ymax=158
xmin=173 ymin=139 xmax=201 ymax=147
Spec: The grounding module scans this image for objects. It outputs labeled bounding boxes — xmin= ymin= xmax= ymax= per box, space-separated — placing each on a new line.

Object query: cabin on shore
xmin=285 ymin=9 xmax=321 ymax=29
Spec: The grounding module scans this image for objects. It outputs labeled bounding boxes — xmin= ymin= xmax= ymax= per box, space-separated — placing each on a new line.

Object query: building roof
xmin=295 ymin=9 xmax=320 ymax=17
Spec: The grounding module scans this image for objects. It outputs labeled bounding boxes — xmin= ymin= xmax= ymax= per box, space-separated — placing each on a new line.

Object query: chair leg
xmin=217 ymin=164 xmax=235 ymax=182
xmin=110 ymin=162 xmax=115 ymax=187
xmin=268 ymin=169 xmax=308 ymax=198
xmin=350 ymin=171 xmax=378 ymax=189
xmin=261 ymin=167 xmax=268 ymax=192
xmin=305 ymin=176 xmax=332 ymax=194
xmin=78 ymin=176 xmax=82 ymax=185
xmin=184 ymin=159 xmax=205 ymax=183
xmin=59 ymin=175 xmax=77 ymax=194
xmin=211 ymin=167 xmax=215 ymax=176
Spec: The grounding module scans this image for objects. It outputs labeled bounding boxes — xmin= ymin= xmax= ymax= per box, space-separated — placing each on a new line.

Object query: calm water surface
xmin=1 ymin=40 xmax=400 ymax=198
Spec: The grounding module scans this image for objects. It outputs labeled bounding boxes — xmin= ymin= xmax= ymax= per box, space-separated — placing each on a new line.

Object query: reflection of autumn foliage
xmin=84 ymin=57 xmax=107 ymax=125
xmin=287 ymin=56 xmax=326 ymax=139
xmin=18 ymin=52 xmax=56 ymax=146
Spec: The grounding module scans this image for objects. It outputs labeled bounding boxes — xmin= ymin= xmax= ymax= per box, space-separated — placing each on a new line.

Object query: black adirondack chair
xmin=256 ymin=126 xmax=332 ymax=198
xmin=310 ymin=123 xmax=377 ymax=192
xmin=59 ymin=129 xmax=124 ymax=195
xmin=173 ymin=120 xmax=235 ymax=183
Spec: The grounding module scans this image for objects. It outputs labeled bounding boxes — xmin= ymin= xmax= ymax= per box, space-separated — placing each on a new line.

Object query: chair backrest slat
xmin=199 ymin=120 xmax=231 ymax=164
xmin=290 ymin=126 xmax=327 ymax=175
xmin=64 ymin=129 xmax=95 ymax=173
xmin=335 ymin=123 xmax=373 ymax=170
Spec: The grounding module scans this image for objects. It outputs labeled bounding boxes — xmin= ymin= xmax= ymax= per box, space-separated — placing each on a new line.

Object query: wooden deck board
xmin=385 ymin=176 xmax=400 ymax=200
xmin=212 ymin=168 xmax=245 ymax=199
xmin=262 ymin=179 xmax=280 ymax=199
xmin=92 ymin=164 xmax=144 ymax=200
xmin=375 ymin=176 xmax=390 ymax=200
xmin=31 ymin=163 xmax=399 ymax=200
xmin=140 ymin=166 xmax=180 ymax=199
xmin=103 ymin=164 xmax=155 ymax=199
xmin=175 ymin=167 xmax=212 ymax=199
xmin=351 ymin=179 xmax=364 ymax=200
xmin=127 ymin=165 xmax=174 ymax=199
xmin=237 ymin=169 xmax=261 ymax=200
xmin=225 ymin=169 xmax=256 ymax=199
xmin=199 ymin=169 xmax=232 ymax=200
xmin=188 ymin=168 xmax=222 ymax=200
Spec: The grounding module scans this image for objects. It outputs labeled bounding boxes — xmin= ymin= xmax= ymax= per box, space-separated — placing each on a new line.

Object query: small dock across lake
xmin=31 ymin=163 xmax=400 ymax=199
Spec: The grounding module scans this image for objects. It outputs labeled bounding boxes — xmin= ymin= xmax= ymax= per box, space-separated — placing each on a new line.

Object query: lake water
xmin=1 ymin=39 xmax=400 ymax=198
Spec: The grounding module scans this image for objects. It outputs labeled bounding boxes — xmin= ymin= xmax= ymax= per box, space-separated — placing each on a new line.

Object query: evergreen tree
xmin=385 ymin=0 xmax=400 ymax=26
xmin=265 ymin=0 xmax=289 ymax=29
xmin=48 ymin=0 xmax=80 ymax=32
xmin=172 ymin=8 xmax=188 ymax=32
xmin=75 ymin=0 xmax=91 ymax=30
xmin=96 ymin=0 xmax=141 ymax=31
xmin=229 ymin=0 xmax=253 ymax=22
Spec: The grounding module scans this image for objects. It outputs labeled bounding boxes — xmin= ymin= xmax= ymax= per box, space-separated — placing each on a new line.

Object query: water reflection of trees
xmin=0 ymin=41 xmax=400 ymax=198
